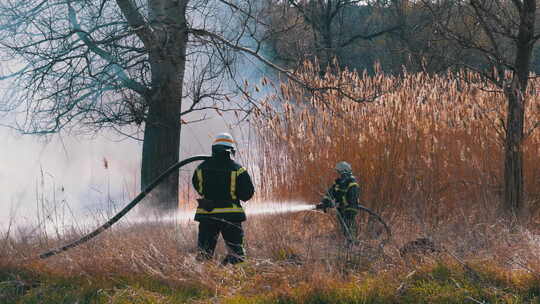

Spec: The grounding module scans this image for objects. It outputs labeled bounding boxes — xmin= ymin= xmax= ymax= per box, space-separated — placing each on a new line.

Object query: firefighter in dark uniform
xmin=192 ymin=133 xmax=254 ymax=265
xmin=316 ymin=161 xmax=360 ymax=242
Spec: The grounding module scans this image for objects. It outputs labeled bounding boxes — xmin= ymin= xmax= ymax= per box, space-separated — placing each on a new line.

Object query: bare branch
xmin=191 ymin=27 xmax=392 ymax=103
xmin=217 ymin=0 xmax=269 ymax=27
xmin=525 ymin=121 xmax=540 ymax=139
xmin=339 ymin=25 xmax=400 ymax=48
xmin=470 ymin=0 xmax=505 ymax=59
xmin=67 ymin=1 xmax=147 ymax=94
xmin=115 ymin=0 xmax=155 ymax=47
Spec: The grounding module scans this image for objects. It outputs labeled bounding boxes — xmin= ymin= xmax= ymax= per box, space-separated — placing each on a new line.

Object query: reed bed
xmin=2 ymin=63 xmax=540 ymax=303
xmin=253 ymin=62 xmax=540 ymax=235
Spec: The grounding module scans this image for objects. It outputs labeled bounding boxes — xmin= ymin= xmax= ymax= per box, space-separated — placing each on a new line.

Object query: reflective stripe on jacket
xmin=195 ymin=204 xmax=244 ymax=214
xmin=192 ymin=154 xmax=254 ymax=222
xmin=324 ymin=175 xmax=359 ymax=212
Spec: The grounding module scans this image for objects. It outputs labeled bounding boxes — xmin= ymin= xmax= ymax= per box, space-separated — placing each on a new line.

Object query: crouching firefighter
xmin=316 ymin=161 xmax=360 ymax=243
xmin=192 ymin=133 xmax=255 ymax=265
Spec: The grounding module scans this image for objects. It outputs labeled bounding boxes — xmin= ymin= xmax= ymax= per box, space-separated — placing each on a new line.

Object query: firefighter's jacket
xmin=192 ymin=154 xmax=254 ymax=222
xmin=323 ymin=174 xmax=360 ymax=213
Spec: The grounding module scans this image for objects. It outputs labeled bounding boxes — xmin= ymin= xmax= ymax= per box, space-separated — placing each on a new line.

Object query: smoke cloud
xmin=0 ymin=112 xmax=255 ymax=232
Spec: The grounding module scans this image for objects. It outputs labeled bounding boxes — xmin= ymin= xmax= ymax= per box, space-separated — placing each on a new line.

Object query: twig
xmin=445 ymin=249 xmax=482 ymax=283
xmin=507 ymin=257 xmax=540 ymax=279
xmin=466 ymin=296 xmax=486 ymax=304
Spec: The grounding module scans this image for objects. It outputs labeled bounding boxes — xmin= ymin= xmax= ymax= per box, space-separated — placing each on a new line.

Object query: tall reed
xmin=252 ymin=61 xmax=540 ymax=236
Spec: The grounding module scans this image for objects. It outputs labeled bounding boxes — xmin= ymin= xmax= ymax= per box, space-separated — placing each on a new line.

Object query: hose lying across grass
xmin=39 ymin=155 xmax=211 ymax=259
xmin=357 ymin=200 xmax=392 ymax=243
xmin=324 ymin=200 xmax=392 ymax=247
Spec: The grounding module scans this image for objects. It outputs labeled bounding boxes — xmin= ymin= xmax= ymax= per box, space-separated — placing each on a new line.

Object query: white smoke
xmin=0 ymin=128 xmax=141 ymax=230
xmin=0 ymin=0 xmax=275 ymax=233
xmin=0 ymin=113 xmax=257 ymax=234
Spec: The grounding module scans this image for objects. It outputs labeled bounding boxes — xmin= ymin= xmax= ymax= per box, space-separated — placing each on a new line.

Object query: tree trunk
xmin=502 ymin=0 xmax=536 ymax=218
xmin=141 ymin=0 xmax=188 ymax=210
xmin=141 ymin=90 xmax=183 ymax=210
xmin=503 ymin=87 xmax=525 ymax=217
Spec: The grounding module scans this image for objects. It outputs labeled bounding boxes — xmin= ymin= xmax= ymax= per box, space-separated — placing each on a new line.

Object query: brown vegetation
xmin=2 ymin=64 xmax=540 ymax=302
xmin=2 ymin=206 xmax=540 ymax=303
xmin=253 ymin=62 xmax=540 ymax=228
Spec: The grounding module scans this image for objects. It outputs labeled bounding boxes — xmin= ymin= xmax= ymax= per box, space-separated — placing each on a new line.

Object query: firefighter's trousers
xmin=197 ymin=218 xmax=245 ymax=264
xmin=337 ymin=209 xmax=357 ymax=242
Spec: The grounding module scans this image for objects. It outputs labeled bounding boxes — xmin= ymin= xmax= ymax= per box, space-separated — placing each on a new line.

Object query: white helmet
xmin=335 ymin=161 xmax=352 ymax=174
xmin=212 ymin=132 xmax=235 ymax=149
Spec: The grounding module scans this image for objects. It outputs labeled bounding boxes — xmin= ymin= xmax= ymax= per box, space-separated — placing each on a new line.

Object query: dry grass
xmin=2 ymin=62 xmax=540 ymax=303
xmin=2 ymin=208 xmax=540 ymax=303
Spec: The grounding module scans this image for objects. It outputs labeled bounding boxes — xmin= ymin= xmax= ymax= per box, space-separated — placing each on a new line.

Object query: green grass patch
xmin=222 ymin=263 xmax=540 ymax=304
xmin=3 ymin=261 xmax=540 ymax=304
xmin=0 ymin=267 xmax=209 ymax=304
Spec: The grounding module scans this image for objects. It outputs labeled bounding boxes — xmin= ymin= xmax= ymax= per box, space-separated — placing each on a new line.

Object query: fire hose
xmin=315 ymin=199 xmax=392 ymax=246
xmin=39 ymin=155 xmax=211 ymax=259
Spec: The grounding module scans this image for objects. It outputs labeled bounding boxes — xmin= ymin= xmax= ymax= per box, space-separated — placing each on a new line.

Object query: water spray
xmin=244 ymin=202 xmax=315 ymax=215
xmin=124 ymin=202 xmax=316 ymax=225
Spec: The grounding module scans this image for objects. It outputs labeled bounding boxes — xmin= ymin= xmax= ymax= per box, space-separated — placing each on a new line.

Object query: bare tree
xmin=0 ymin=0 xmax=272 ymax=210
xmin=421 ymin=0 xmax=539 ymax=218
xmin=267 ymin=0 xmax=401 ymax=72
xmin=383 ymin=1 xmax=480 ymax=73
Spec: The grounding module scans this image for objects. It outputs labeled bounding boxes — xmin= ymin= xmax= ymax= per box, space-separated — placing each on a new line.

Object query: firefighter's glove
xmin=197 ymin=198 xmax=214 ymax=212
xmin=322 ymin=198 xmax=335 ymax=208
xmin=315 ymin=203 xmax=328 ymax=213
xmin=316 ymin=198 xmax=334 ymax=213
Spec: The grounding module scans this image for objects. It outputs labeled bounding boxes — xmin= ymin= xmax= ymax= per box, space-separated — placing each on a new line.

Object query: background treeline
xmin=264 ymin=0 xmax=540 ymax=75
